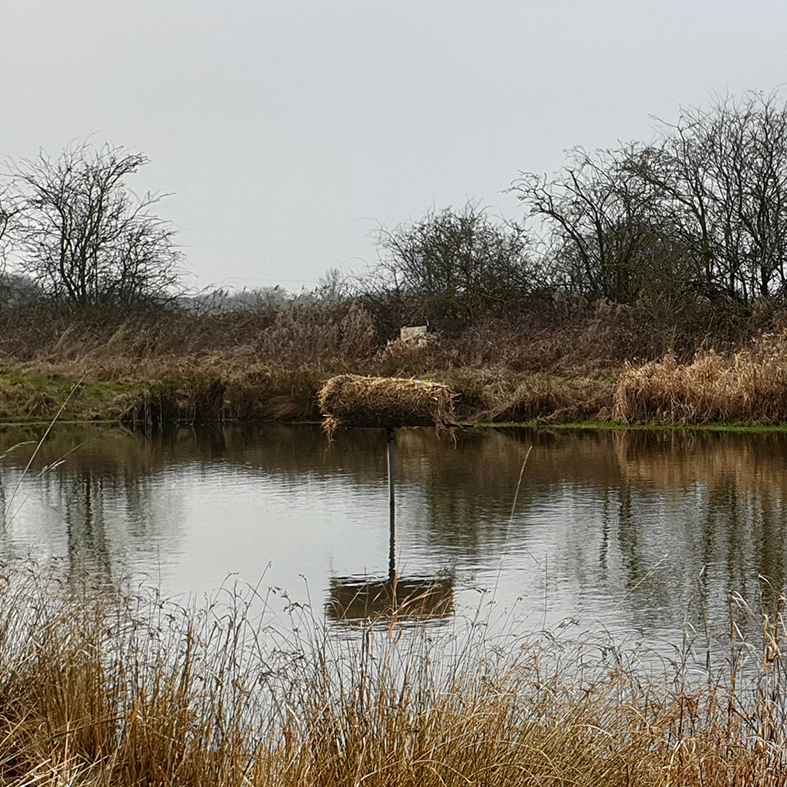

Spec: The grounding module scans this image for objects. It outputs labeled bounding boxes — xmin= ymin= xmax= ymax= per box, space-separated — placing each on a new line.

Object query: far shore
xmin=3 ymin=353 xmax=787 ymax=430
xmin=0 ymin=358 xmax=615 ymax=426
xmin=4 ymin=296 xmax=787 ymax=429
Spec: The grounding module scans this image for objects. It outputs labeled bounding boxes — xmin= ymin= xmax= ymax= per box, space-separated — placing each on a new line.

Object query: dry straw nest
xmin=317 ymin=374 xmax=457 ymax=437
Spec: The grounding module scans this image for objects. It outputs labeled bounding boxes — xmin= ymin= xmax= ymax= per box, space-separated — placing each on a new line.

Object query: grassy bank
xmin=0 ymin=565 xmax=785 ymax=786
xmin=0 ymin=304 xmax=625 ymax=428
xmin=0 ymin=362 xmax=615 ymax=426
xmin=0 ymin=298 xmax=647 ymax=425
xmin=4 ymin=299 xmax=787 ymax=426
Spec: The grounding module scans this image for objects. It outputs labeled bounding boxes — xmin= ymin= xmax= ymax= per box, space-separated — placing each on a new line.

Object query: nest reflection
xmin=326 ymin=573 xmax=455 ymax=623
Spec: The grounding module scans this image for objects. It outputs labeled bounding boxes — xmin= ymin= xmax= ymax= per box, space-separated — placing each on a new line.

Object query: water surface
xmin=1 ymin=423 xmax=786 ymax=647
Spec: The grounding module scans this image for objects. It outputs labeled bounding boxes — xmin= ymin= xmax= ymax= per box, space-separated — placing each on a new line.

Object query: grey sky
xmin=2 ymin=0 xmax=785 ymax=292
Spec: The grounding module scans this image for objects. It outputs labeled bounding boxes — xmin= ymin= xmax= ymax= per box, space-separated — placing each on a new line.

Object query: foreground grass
xmin=1 ymin=565 xmax=787 ymax=786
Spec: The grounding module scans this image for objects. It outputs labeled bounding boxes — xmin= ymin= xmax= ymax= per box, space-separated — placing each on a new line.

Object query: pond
xmin=1 ymin=422 xmax=786 ymax=649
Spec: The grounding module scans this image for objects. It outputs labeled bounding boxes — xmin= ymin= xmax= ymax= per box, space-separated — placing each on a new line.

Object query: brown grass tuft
xmin=613 ymin=331 xmax=787 ymax=424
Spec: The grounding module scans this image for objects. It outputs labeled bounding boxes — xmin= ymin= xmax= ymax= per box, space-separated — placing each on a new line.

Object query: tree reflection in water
xmin=64 ymin=471 xmax=113 ymax=583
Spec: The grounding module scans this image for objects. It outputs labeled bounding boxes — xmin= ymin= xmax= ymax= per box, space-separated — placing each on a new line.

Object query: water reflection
xmin=63 ymin=471 xmax=113 ymax=582
xmin=0 ymin=424 xmax=787 ymax=643
xmin=326 ymin=574 xmax=455 ymax=623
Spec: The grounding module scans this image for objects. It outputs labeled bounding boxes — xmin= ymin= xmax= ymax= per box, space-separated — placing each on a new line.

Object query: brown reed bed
xmin=0 ymin=563 xmax=786 ymax=786
xmin=613 ymin=331 xmax=787 ymax=424
xmin=7 ymin=297 xmax=787 ymax=427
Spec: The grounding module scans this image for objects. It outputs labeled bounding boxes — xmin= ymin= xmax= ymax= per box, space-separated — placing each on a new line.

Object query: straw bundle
xmin=317 ymin=374 xmax=457 ymax=435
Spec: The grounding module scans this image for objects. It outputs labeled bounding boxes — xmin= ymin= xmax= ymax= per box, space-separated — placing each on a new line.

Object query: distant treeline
xmin=364 ymin=92 xmax=787 ymax=331
xmin=4 ymin=92 xmax=787 ymax=342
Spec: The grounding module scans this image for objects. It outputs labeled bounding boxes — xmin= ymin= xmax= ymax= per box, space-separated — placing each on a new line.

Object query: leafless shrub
xmin=7 ymin=142 xmax=182 ymax=307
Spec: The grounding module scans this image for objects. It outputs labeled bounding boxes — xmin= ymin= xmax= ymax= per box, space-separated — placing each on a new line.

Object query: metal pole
xmin=386 ymin=427 xmax=397 ymax=588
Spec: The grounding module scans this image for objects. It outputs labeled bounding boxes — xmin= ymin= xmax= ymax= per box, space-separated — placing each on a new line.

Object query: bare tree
xmin=622 ymin=93 xmax=787 ymax=303
xmin=7 ymin=142 xmax=182 ymax=306
xmin=370 ymin=203 xmax=536 ymax=321
xmin=514 ymin=93 xmax=787 ymax=311
xmin=0 ymin=184 xmax=19 ymax=272
xmin=314 ymin=267 xmax=354 ymax=302
xmin=513 ymin=148 xmax=694 ymax=304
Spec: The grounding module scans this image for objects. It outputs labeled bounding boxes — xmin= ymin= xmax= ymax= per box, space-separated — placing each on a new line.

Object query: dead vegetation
xmin=2 ymin=296 xmax=787 ymax=426
xmin=1 ymin=565 xmax=787 ymax=786
xmin=614 ymin=331 xmax=787 ymax=424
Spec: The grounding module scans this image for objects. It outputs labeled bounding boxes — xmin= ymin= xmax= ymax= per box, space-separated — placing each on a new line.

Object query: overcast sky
xmin=2 ymin=0 xmax=786 ymax=292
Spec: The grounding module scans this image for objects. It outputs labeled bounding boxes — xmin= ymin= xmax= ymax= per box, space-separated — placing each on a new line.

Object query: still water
xmin=1 ymin=423 xmax=786 ymax=646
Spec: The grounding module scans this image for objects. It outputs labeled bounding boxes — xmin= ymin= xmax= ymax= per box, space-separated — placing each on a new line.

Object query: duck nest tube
xmin=317 ymin=374 xmax=457 ymax=437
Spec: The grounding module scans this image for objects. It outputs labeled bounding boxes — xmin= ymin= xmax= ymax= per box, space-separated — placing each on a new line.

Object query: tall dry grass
xmin=0 ymin=301 xmax=381 ymax=425
xmin=0 ymin=300 xmax=380 ymax=366
xmin=614 ymin=331 xmax=787 ymax=424
xmin=0 ymin=564 xmax=786 ymax=785
xmin=7 ymin=295 xmax=787 ymax=425
xmin=0 ymin=300 xmax=630 ymax=424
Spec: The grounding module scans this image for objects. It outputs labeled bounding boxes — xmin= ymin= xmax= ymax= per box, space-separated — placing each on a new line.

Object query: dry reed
xmin=0 ymin=564 xmax=786 ymax=785
xmin=613 ymin=332 xmax=787 ymax=424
